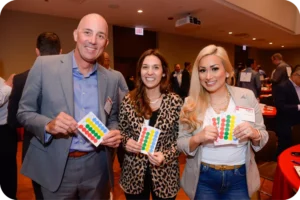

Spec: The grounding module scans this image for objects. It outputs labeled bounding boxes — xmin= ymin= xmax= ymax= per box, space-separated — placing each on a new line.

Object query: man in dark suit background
xmin=170 ymin=62 xmax=191 ymax=99
xmin=7 ymin=32 xmax=62 ymax=199
xmin=274 ymin=65 xmax=300 ymax=156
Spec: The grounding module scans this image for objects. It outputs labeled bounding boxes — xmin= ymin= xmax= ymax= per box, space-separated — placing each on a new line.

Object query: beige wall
xmin=157 ymin=32 xmax=235 ymax=71
xmin=225 ymin=0 xmax=298 ymax=32
xmin=0 ymin=10 xmax=114 ymax=78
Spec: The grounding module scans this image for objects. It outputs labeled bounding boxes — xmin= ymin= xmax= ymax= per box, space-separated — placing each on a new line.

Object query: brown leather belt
xmin=201 ymin=162 xmax=243 ymax=171
xmin=68 ymin=151 xmax=90 ymax=158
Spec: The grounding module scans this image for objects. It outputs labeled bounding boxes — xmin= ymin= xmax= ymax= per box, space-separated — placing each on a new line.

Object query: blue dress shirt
xmin=70 ymin=55 xmax=99 ymax=152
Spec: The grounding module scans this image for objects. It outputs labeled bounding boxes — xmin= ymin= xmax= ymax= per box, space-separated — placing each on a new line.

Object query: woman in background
xmin=119 ymin=49 xmax=183 ymax=200
xmin=178 ymin=44 xmax=268 ymax=200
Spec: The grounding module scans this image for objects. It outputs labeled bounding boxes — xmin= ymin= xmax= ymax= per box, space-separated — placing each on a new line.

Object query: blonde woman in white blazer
xmin=177 ymin=45 xmax=268 ymax=200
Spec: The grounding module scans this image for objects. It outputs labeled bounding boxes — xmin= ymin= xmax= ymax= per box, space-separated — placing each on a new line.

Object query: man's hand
xmin=102 ymin=130 xmax=122 ymax=148
xmin=45 ymin=112 xmax=77 ymax=136
xmin=5 ymin=74 xmax=15 ymax=87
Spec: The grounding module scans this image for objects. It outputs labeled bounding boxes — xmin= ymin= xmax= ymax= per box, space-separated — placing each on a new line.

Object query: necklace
xmin=211 ymin=97 xmax=228 ymax=106
xmin=149 ymin=94 xmax=162 ymax=104
xmin=211 ymin=91 xmax=231 ymax=113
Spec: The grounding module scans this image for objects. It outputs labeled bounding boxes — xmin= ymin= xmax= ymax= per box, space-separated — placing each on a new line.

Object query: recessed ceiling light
xmin=269 ymin=42 xmax=273 ymax=45
xmin=281 ymin=45 xmax=285 ymax=48
xmin=137 ymin=10 xmax=143 ymax=13
xmin=252 ymin=38 xmax=256 ymax=40
xmin=228 ymin=32 xmax=233 ymax=35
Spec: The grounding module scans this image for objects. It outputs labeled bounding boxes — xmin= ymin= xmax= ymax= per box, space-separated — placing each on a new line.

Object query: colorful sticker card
xmin=138 ymin=125 xmax=161 ymax=154
xmin=77 ymin=112 xmax=109 ymax=147
xmin=212 ymin=113 xmax=240 ymax=146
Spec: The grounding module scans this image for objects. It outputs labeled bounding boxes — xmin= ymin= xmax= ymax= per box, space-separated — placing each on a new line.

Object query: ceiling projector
xmin=175 ymin=16 xmax=201 ymax=28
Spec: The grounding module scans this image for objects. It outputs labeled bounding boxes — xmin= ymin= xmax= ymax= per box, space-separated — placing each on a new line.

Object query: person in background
xmin=126 ymin=75 xmax=135 ymax=91
xmin=237 ymin=58 xmax=261 ymax=98
xmin=17 ymin=13 xmax=122 ymax=199
xmin=274 ymin=64 xmax=300 ymax=156
xmin=234 ymin=62 xmax=245 ymax=86
xmin=0 ymin=73 xmax=16 ymax=199
xmin=255 ymin=65 xmax=267 ymax=79
xmin=7 ymin=31 xmax=62 ymax=200
xmin=178 ymin=44 xmax=268 ymax=200
xmin=119 ymin=49 xmax=183 ymax=200
xmin=170 ymin=63 xmax=183 ymax=97
xmin=271 ymin=53 xmax=292 ymax=97
xmin=98 ymin=52 xmax=129 ymax=104
xmin=181 ymin=61 xmax=191 ymax=98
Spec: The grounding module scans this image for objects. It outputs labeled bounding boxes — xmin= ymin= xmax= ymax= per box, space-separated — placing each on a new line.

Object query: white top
xmin=202 ymin=97 xmax=247 ymax=165
xmin=0 ymin=77 xmax=12 ymax=125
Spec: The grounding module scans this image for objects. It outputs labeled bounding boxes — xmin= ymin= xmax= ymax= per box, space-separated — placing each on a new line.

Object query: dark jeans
xmin=195 ymin=164 xmax=249 ymax=200
xmin=124 ymin=165 xmax=176 ymax=200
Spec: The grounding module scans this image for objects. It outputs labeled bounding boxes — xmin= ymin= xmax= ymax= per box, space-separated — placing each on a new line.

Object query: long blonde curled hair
xmin=180 ymin=44 xmax=235 ymax=132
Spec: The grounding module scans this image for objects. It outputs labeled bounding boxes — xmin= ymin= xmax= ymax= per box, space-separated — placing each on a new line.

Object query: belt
xmin=201 ymin=162 xmax=243 ymax=171
xmin=68 ymin=151 xmax=90 ymax=158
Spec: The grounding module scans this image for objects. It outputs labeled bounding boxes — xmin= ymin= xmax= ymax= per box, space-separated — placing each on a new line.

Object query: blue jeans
xmin=194 ymin=164 xmax=249 ymax=200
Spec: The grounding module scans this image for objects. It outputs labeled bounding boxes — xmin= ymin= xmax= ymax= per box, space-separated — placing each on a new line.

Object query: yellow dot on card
xmin=98 ymin=130 xmax=104 ymax=137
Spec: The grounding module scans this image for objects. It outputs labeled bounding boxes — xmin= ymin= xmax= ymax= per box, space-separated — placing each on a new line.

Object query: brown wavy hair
xmin=129 ymin=49 xmax=170 ymax=119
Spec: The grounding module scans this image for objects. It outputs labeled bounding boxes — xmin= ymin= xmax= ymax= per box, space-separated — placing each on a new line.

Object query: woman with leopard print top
xmin=119 ymin=49 xmax=183 ymax=200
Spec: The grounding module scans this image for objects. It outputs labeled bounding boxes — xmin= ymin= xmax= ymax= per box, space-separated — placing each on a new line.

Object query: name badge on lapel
xmin=104 ymin=97 xmax=113 ymax=115
xmin=235 ymin=106 xmax=255 ymax=122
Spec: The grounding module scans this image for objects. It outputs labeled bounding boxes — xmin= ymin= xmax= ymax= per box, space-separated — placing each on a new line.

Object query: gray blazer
xmin=17 ymin=51 xmax=119 ymax=192
xmin=177 ymin=86 xmax=268 ymax=200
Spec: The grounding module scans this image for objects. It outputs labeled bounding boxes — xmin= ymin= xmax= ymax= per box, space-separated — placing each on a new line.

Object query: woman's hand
xmin=125 ymin=139 xmax=142 ymax=154
xmin=148 ymin=152 xmax=165 ymax=166
xmin=233 ymin=122 xmax=259 ymax=141
xmin=193 ymin=125 xmax=219 ymax=144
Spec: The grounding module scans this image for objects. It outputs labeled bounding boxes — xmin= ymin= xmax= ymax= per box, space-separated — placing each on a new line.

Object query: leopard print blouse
xmin=119 ymin=92 xmax=183 ymax=198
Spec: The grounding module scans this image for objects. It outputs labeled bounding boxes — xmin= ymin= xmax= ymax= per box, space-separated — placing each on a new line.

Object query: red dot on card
xmin=212 ymin=118 xmax=216 ymax=121
xmin=79 ymin=125 xmax=83 ymax=129
xmin=220 ymin=136 xmax=224 ymax=139
xmin=143 ymin=127 xmax=147 ymax=131
xmin=221 ymin=119 xmax=225 ymax=122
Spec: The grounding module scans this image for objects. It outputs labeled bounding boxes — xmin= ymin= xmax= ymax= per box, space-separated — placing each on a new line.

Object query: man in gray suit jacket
xmin=17 ymin=13 xmax=122 ymax=200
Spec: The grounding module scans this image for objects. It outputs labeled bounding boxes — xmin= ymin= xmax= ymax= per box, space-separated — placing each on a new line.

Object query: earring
xmin=162 ymin=74 xmax=165 ymax=77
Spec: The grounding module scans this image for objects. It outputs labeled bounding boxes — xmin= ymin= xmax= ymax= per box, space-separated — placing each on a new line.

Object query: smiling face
xmin=73 ymin=14 xmax=109 ymax=65
xmin=140 ymin=55 xmax=163 ymax=91
xmin=198 ymin=55 xmax=228 ymax=94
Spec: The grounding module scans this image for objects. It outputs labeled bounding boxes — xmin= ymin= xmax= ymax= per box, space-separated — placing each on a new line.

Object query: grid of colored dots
xmin=140 ymin=128 xmax=159 ymax=153
xmin=78 ymin=116 xmax=108 ymax=144
xmin=218 ymin=115 xmax=237 ymax=141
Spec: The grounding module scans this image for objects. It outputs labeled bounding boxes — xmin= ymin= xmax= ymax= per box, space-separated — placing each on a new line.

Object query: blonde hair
xmin=180 ymin=44 xmax=235 ymax=132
